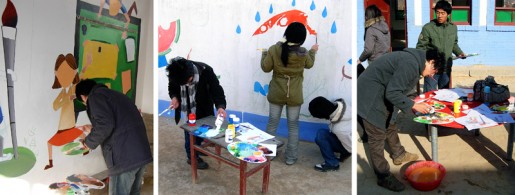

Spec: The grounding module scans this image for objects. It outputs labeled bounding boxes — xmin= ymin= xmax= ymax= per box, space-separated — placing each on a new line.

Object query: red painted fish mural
xmin=253 ymin=9 xmax=316 ymax=36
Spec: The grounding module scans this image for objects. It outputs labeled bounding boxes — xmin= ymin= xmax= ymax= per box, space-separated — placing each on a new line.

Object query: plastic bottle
xmin=233 ymin=117 xmax=241 ymax=133
xmin=225 ymin=124 xmax=235 ymax=143
xmin=215 ymin=114 xmax=224 ymax=130
xmin=483 ymin=86 xmax=490 ymax=106
xmin=453 ymin=100 xmax=462 ymax=115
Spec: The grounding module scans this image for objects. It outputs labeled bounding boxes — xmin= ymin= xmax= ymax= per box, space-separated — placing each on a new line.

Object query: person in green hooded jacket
xmin=260 ymin=22 xmax=318 ymax=165
xmin=417 ymin=0 xmax=466 ymax=92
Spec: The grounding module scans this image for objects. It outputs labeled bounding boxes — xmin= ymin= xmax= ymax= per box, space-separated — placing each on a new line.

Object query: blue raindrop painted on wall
xmin=0 ymin=106 xmax=3 ymax=124
xmin=255 ymin=11 xmax=261 ymax=22
xmin=322 ymin=7 xmax=328 ymax=18
xmin=254 ymin=82 xmax=269 ymax=96
xmin=331 ymin=21 xmax=337 ymax=34
xmin=236 ymin=25 xmax=241 ymax=34
xmin=310 ymin=0 xmax=316 ymax=11
xmin=269 ymin=4 xmax=273 ymax=14
xmin=348 ymin=58 xmax=352 ymax=65
xmin=292 ymin=0 xmax=296 ymax=7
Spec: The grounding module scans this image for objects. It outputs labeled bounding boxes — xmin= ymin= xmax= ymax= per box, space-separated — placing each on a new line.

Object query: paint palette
xmin=61 ymin=142 xmax=89 ymax=155
xmin=413 ymin=112 xmax=455 ymax=125
xmin=430 ymin=101 xmax=446 ymax=111
xmin=227 ymin=142 xmax=267 ymax=163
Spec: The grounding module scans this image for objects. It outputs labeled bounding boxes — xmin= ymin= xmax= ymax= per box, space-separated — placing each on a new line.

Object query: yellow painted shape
xmin=109 ymin=0 xmax=122 ymax=16
xmin=81 ymin=40 xmax=119 ymax=80
xmin=121 ymin=69 xmax=132 ymax=94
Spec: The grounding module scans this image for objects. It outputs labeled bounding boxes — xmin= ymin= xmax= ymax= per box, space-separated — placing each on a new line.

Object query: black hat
xmin=284 ymin=22 xmax=307 ymax=45
xmin=166 ymin=57 xmax=194 ymax=85
xmin=309 ymin=96 xmax=337 ymax=119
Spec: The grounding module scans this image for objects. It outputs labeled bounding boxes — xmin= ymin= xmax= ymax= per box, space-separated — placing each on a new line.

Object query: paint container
xmin=233 ymin=117 xmax=241 ymax=133
xmin=229 ymin=114 xmax=236 ymax=124
xmin=225 ymin=124 xmax=235 ymax=143
xmin=215 ymin=114 xmax=224 ymax=129
xmin=453 ymin=100 xmax=462 ymax=115
xmin=467 ymin=93 xmax=474 ymax=102
xmin=188 ymin=113 xmax=196 ymax=126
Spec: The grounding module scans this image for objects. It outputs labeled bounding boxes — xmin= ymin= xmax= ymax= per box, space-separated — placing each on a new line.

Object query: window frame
xmin=430 ymin=0 xmax=472 ymax=25
xmin=494 ymin=1 xmax=515 ymax=26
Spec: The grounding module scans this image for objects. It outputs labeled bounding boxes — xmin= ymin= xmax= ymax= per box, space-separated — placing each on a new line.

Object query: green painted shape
xmin=77 ymin=9 xmax=140 ymax=101
xmin=451 ymin=10 xmax=469 ymax=22
xmin=496 ymin=10 xmax=513 ymax=22
xmin=61 ymin=142 xmax=87 ymax=155
xmin=0 ymin=147 xmax=36 ymax=178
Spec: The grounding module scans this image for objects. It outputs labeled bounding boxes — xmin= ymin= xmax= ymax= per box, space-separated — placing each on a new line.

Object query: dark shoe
xmin=314 ymin=163 xmax=339 ymax=172
xmin=187 ymin=158 xmax=209 ymax=169
xmin=339 ymin=152 xmax=351 ymax=162
xmin=393 ymin=152 xmax=419 ymax=165
xmin=377 ymin=174 xmax=405 ymax=192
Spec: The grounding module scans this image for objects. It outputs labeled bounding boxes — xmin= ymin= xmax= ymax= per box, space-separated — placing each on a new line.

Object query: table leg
xmin=430 ymin=125 xmax=438 ymax=162
xmin=215 ymin=145 xmax=222 ymax=170
xmin=262 ymin=161 xmax=270 ymax=194
xmin=240 ymin=161 xmax=247 ymax=195
xmin=475 ymin=129 xmax=481 ymax=136
xmin=507 ymin=123 xmax=514 ymax=161
xmin=190 ymin=134 xmax=198 ymax=183
xmin=427 ymin=124 xmax=432 ymax=142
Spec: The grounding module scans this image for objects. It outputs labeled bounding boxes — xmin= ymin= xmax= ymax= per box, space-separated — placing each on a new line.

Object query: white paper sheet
xmin=455 ymin=109 xmax=498 ymax=130
xmin=236 ymin=122 xmax=274 ymax=143
xmin=433 ymin=89 xmax=460 ymax=102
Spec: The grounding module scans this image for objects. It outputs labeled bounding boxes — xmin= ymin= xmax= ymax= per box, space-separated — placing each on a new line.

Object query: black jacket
xmin=168 ymin=61 xmax=226 ymax=124
xmin=84 ymin=85 xmax=152 ymax=176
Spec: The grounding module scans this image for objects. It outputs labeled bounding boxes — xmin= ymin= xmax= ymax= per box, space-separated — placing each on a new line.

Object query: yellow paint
xmin=109 ymin=0 xmax=122 ymax=16
xmin=81 ymin=40 xmax=119 ymax=80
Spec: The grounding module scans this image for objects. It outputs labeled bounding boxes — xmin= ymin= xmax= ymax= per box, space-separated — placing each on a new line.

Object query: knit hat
xmin=166 ymin=56 xmax=194 ymax=85
xmin=309 ymin=96 xmax=337 ymax=119
xmin=283 ymin=22 xmax=307 ymax=45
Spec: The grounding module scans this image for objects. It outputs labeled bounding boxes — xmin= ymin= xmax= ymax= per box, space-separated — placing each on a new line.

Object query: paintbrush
xmin=158 ymin=107 xmax=173 ymax=116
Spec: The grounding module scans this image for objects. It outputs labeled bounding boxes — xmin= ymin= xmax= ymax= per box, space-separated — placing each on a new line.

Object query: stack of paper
xmin=433 ymin=89 xmax=460 ymax=102
xmin=455 ymin=109 xmax=498 ymax=130
xmin=236 ymin=122 xmax=275 ymax=143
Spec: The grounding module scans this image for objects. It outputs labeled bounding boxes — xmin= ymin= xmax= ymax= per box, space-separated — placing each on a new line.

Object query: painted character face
xmin=55 ymin=61 xmax=76 ymax=87
xmin=435 ymin=9 xmax=449 ymax=24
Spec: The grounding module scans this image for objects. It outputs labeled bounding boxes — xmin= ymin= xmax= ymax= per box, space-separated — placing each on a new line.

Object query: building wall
xmin=358 ymin=0 xmax=515 ymax=66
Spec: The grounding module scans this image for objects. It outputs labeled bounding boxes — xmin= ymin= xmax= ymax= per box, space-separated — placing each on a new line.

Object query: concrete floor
xmin=357 ymin=66 xmax=515 ymax=194
xmin=158 ymin=116 xmax=351 ymax=195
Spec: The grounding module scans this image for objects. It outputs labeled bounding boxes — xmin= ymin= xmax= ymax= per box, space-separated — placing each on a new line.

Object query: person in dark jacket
xmin=357 ymin=48 xmax=444 ymax=191
xmin=75 ymin=79 xmax=152 ymax=195
xmin=416 ymin=0 xmax=466 ymax=92
xmin=167 ymin=57 xmax=227 ymax=169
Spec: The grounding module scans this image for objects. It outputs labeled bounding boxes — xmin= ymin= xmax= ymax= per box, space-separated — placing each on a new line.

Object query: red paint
xmin=2 ymin=0 xmax=17 ymax=27
xmin=188 ymin=113 xmax=196 ymax=126
xmin=253 ymin=10 xmax=316 ymax=36
xmin=158 ymin=20 xmax=180 ymax=53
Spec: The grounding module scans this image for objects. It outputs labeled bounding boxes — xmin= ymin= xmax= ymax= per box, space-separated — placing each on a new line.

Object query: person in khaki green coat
xmin=417 ymin=0 xmax=466 ymax=92
xmin=260 ymin=22 xmax=318 ymax=165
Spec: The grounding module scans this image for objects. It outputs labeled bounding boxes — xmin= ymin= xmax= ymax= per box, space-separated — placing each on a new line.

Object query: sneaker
xmin=393 ymin=152 xmax=419 ymax=165
xmin=187 ymin=158 xmax=209 ymax=169
xmin=377 ymin=173 xmax=405 ymax=192
xmin=285 ymin=158 xmax=297 ymax=165
xmin=314 ymin=163 xmax=339 ymax=172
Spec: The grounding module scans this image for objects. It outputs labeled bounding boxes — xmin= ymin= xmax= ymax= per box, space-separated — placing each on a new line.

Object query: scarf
xmin=179 ymin=64 xmax=199 ymax=114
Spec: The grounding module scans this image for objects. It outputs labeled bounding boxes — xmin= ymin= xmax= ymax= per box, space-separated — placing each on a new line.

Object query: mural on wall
xmin=0 ymin=0 xmax=37 ymax=178
xmin=74 ymin=0 xmax=141 ymax=105
xmin=44 ymin=54 xmax=89 ymax=170
xmin=158 ymin=19 xmax=180 ymax=68
xmin=158 ymin=0 xmax=351 ymax=124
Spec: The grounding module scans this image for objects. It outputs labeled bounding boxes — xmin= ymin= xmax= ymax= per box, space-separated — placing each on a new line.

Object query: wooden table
xmin=181 ymin=116 xmax=279 ymax=195
xmin=415 ymin=91 xmax=514 ymax=162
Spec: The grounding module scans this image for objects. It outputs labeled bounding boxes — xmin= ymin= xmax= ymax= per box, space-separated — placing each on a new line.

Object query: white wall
xmin=0 ymin=0 xmax=153 ymax=193
xmin=157 ymin=0 xmax=352 ymax=122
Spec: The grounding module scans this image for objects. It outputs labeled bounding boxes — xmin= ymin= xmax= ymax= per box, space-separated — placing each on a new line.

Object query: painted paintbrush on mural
xmin=2 ymin=0 xmax=19 ymax=159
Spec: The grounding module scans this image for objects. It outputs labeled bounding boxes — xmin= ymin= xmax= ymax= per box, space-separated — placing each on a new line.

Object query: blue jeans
xmin=266 ymin=103 xmax=300 ymax=161
xmin=424 ymin=72 xmax=450 ymax=92
xmin=184 ymin=130 xmax=203 ymax=160
xmin=109 ymin=165 xmax=147 ymax=195
xmin=315 ymin=128 xmax=348 ymax=166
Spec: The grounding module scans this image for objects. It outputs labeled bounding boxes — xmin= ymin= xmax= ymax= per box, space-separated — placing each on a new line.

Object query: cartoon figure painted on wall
xmin=97 ymin=0 xmax=138 ymax=39
xmin=44 ymin=54 xmax=89 ymax=170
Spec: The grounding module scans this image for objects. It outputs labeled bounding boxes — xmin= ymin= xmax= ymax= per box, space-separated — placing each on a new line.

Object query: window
xmin=430 ymin=0 xmax=471 ymax=25
xmin=495 ymin=0 xmax=515 ymax=25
